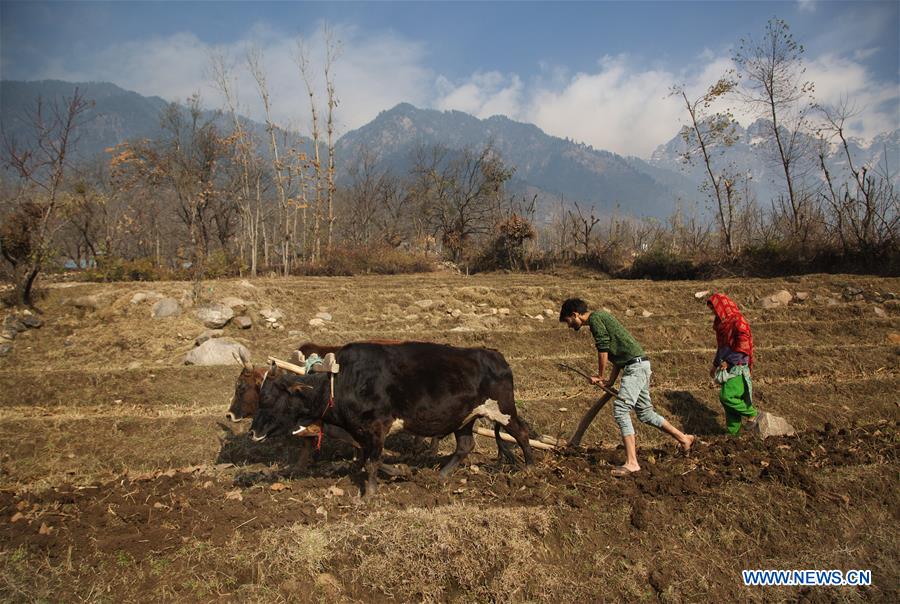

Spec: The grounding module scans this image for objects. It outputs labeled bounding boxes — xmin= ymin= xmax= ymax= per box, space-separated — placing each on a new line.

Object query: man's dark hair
xmin=559 ymin=298 xmax=588 ymax=322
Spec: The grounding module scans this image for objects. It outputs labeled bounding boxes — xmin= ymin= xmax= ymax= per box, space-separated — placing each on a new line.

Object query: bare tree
xmin=296 ymin=40 xmax=324 ymax=261
xmin=734 ymin=18 xmax=816 ymax=244
xmin=111 ymin=96 xmax=232 ymax=299
xmin=248 ymin=47 xmax=300 ymax=275
xmin=211 ymin=50 xmax=264 ymax=277
xmin=816 ymin=101 xmax=899 ymax=256
xmin=323 ymin=25 xmax=341 ymax=253
xmin=672 ymin=78 xmax=745 ymax=256
xmin=412 ymin=144 xmax=514 ymax=263
xmin=1 ymin=88 xmax=92 ymax=306
xmin=567 ymin=201 xmax=600 ymax=256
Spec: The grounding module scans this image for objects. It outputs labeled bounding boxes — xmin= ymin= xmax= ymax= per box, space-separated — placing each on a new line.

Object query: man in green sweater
xmin=559 ymin=298 xmax=695 ymax=476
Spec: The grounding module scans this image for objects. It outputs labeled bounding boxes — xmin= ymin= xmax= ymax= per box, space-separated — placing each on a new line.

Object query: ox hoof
xmin=378 ymin=463 xmax=410 ymax=478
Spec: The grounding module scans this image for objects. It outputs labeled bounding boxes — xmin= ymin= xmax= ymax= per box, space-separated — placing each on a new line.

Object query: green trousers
xmin=719 ymin=373 xmax=757 ymax=435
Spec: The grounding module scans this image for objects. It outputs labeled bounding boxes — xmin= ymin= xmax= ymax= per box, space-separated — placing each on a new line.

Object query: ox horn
xmin=235 ymin=348 xmax=253 ymax=371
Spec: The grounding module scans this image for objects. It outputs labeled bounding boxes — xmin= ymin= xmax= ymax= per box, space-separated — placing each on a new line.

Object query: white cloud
xmin=28 ymin=19 xmax=899 ymax=158
xmin=432 ymin=48 xmax=897 ymax=157
xmin=797 ymin=0 xmax=817 ymax=14
xmin=435 ymin=71 xmax=524 ymax=118
xmin=35 ymin=22 xmax=434 ymax=137
xmin=805 ymin=53 xmax=899 ymax=140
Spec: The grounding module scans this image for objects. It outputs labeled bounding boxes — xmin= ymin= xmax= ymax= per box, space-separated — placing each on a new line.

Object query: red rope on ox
xmin=315 ymin=374 xmax=336 ymax=451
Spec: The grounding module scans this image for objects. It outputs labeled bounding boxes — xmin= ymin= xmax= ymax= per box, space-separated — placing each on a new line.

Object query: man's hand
xmin=591 ymin=375 xmax=614 ymax=389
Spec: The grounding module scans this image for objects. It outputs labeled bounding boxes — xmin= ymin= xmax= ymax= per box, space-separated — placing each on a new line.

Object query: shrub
xmin=292 ymin=245 xmax=434 ymax=276
xmin=81 ymin=257 xmax=169 ymax=282
xmin=625 ymin=247 xmax=706 ymax=280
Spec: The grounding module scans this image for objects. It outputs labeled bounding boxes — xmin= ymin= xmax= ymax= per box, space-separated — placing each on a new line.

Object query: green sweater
xmin=587 ymin=311 xmax=645 ymax=367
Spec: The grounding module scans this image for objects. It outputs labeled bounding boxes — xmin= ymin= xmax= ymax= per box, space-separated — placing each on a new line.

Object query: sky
xmin=1 ymin=0 xmax=898 ymax=158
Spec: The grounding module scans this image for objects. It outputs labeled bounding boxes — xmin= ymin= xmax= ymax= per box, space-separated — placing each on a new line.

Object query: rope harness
xmin=315 ymin=373 xmax=335 ymax=451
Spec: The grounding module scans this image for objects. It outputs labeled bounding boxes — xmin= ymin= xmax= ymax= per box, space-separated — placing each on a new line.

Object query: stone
xmin=873 ymin=306 xmax=887 ymax=318
xmin=20 ymin=316 xmax=42 ymax=329
xmin=308 ymin=318 xmax=326 ymax=328
xmin=625 ymin=309 xmax=635 ymax=317
xmin=887 ymin=333 xmax=900 ymax=345
xmin=0 ymin=342 xmax=12 ymax=356
xmin=259 ymin=308 xmax=284 ymax=322
xmin=4 ymin=316 xmax=27 ymax=332
xmin=641 ymin=310 xmax=653 ymax=318
xmin=71 ymin=295 xmax=104 ymax=311
xmin=194 ymin=303 xmax=234 ymax=329
xmin=194 ymin=329 xmax=224 ymax=346
xmin=314 ymin=312 xmax=332 ymax=321
xmin=533 ymin=314 xmax=545 ymax=322
xmin=130 ymin=291 xmax=162 ymax=304
xmin=0 ymin=329 xmax=15 ymax=341
xmin=498 ymin=308 xmax=510 ymax=315
xmin=404 ymin=314 xmax=420 ymax=321
xmin=761 ymin=290 xmax=792 ymax=309
xmin=151 ymin=298 xmax=182 ymax=319
xmin=450 ymin=309 xmax=462 ymax=318
xmin=238 ymin=279 xmax=256 ymax=289
xmin=184 ymin=339 xmax=249 ymax=366
xmin=127 ymin=361 xmax=142 ymax=370
xmin=234 ymin=316 xmax=252 ymax=329
xmin=771 ymin=290 xmax=793 ymax=305
xmin=414 ymin=299 xmax=433 ymax=309
xmin=794 ymin=291 xmax=810 ymax=302
xmin=752 ymin=411 xmax=796 ymax=439
xmin=220 ymin=297 xmax=250 ymax=313
xmin=694 ymin=290 xmax=710 ymax=299
xmin=842 ymin=286 xmax=864 ymax=302
xmin=542 ymin=309 xmax=555 ymax=318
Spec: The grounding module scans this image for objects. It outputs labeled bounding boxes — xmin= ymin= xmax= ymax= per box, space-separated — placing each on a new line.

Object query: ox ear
xmin=288 ymin=383 xmax=313 ymax=394
xmin=236 ymin=348 xmax=253 ymax=371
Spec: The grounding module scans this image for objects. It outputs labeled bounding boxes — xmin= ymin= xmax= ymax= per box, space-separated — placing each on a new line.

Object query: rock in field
xmin=752 ymin=411 xmax=796 ymax=438
xmin=130 ymin=291 xmax=162 ymax=304
xmin=184 ymin=339 xmax=248 ymax=366
xmin=260 ymin=308 xmax=285 ymax=323
xmin=761 ymin=290 xmax=792 ymax=309
xmin=309 ymin=318 xmax=326 ymax=328
xmin=314 ymin=311 xmax=333 ymax=321
xmin=71 ymin=295 xmax=105 ymax=311
xmin=194 ymin=303 xmax=234 ymax=328
xmin=0 ymin=342 xmax=12 ymax=356
xmin=151 ymin=298 xmax=182 ymax=318
xmin=234 ymin=316 xmax=253 ymax=329
xmin=194 ymin=329 xmax=224 ymax=346
xmin=21 ymin=316 xmax=42 ymax=329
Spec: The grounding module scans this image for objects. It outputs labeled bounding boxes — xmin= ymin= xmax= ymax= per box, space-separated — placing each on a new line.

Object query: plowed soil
xmin=1 ymin=272 xmax=898 ymax=602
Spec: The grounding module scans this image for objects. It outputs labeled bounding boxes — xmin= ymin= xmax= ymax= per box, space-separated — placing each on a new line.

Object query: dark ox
xmin=249 ymin=341 xmax=534 ymax=495
xmin=226 ymin=340 xmax=405 ymax=423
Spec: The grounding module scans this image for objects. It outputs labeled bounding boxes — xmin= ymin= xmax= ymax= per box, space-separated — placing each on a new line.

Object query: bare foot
xmin=611 ymin=465 xmax=640 ymax=477
xmin=681 ymin=434 xmax=696 ymax=453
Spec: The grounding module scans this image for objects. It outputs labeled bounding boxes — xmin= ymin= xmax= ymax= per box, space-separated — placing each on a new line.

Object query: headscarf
xmin=707 ymin=293 xmax=753 ymax=370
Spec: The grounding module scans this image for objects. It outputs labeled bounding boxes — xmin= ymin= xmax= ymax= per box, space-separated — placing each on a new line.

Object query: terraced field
xmin=1 ymin=272 xmax=898 ymax=602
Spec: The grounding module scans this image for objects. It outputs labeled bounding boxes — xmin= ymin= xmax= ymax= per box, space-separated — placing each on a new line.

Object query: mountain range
xmin=2 ymin=80 xmax=897 ymax=219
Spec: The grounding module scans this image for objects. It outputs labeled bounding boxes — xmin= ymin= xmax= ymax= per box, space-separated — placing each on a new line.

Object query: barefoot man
xmin=559 ymin=298 xmax=695 ymax=476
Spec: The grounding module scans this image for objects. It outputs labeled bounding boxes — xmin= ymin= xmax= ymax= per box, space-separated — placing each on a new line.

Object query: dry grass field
xmin=1 ymin=271 xmax=898 ymax=602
